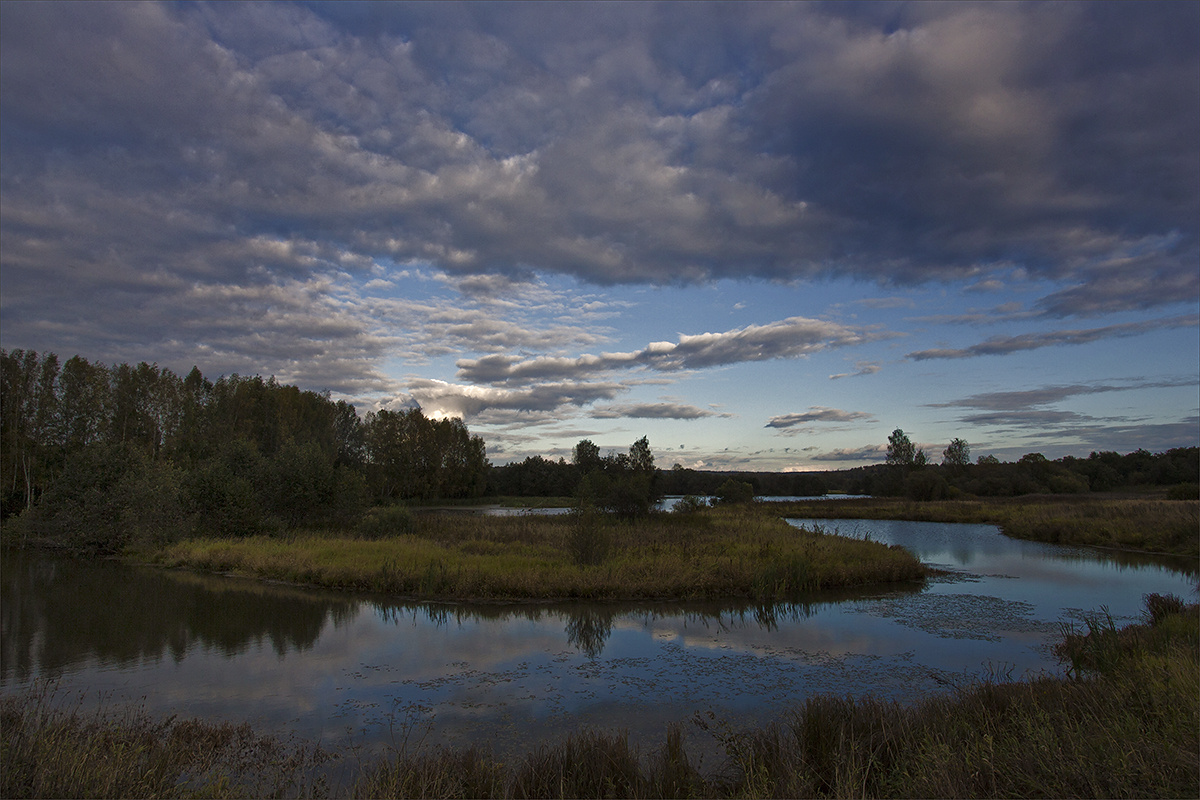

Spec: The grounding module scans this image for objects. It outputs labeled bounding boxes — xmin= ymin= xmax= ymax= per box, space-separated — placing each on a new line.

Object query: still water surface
xmin=2 ymin=517 xmax=1194 ymax=760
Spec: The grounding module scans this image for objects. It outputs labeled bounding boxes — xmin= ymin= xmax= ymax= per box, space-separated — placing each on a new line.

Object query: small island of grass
xmin=130 ymin=505 xmax=925 ymax=602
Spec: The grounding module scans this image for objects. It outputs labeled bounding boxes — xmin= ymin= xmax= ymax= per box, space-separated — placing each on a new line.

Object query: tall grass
xmin=0 ymin=683 xmax=329 ymax=799
xmin=5 ymin=597 xmax=1195 ymax=798
xmin=131 ymin=507 xmax=925 ymax=601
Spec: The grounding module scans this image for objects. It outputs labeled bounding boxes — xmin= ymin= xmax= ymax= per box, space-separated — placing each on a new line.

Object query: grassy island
xmin=129 ymin=506 xmax=925 ymax=601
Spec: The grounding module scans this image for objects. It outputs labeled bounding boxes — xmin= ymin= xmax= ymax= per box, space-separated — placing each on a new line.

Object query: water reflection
xmin=2 ymin=519 xmax=1194 ymax=760
xmin=1 ymin=552 xmax=358 ymax=683
xmin=2 ymin=549 xmax=923 ymax=686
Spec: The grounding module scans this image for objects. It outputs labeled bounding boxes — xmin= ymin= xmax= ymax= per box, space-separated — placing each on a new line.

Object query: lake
xmin=1 ymin=516 xmax=1194 ymax=766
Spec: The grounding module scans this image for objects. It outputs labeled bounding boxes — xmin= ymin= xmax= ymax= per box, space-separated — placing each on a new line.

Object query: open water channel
xmin=1 ymin=512 xmax=1195 ymax=767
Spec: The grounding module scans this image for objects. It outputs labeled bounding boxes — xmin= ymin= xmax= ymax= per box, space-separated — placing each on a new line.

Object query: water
xmin=2 ymin=518 xmax=1194 ymax=760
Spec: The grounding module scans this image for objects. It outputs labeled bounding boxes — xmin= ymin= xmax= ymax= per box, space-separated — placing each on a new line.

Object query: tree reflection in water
xmin=1 ymin=550 xmax=355 ymax=683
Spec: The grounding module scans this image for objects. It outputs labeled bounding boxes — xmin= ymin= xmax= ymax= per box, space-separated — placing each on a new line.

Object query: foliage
xmin=942 ymin=437 xmax=970 ymax=468
xmin=885 ymin=428 xmax=915 ymax=467
xmin=573 ymin=435 xmax=660 ymax=519
xmin=713 ymin=478 xmax=755 ymax=505
xmin=2 ymin=348 xmax=488 ymax=551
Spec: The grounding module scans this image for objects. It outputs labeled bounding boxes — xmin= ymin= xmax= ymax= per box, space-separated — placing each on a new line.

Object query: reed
xmin=131 ymin=507 xmax=925 ymax=601
xmin=0 ymin=684 xmax=329 ymax=799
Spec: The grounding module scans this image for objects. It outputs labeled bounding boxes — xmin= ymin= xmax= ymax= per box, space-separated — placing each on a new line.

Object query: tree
xmin=713 ymin=478 xmax=755 ymax=505
xmin=942 ymin=438 xmax=970 ymax=469
xmin=886 ymin=429 xmax=916 ymax=467
xmin=573 ymin=439 xmax=603 ymax=473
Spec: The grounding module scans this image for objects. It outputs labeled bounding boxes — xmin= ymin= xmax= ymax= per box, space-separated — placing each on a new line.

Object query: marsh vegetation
xmin=132 ymin=507 xmax=925 ymax=601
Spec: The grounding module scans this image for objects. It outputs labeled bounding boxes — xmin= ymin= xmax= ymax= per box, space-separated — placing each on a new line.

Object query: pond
xmin=1 ymin=517 xmax=1195 ymax=765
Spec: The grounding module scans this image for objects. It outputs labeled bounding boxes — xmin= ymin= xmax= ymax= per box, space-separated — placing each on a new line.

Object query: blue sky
xmin=1 ymin=1 xmax=1197 ymax=469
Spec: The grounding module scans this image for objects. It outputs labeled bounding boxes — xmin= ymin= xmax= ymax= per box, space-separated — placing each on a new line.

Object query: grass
xmin=770 ymin=494 xmax=1200 ymax=558
xmin=129 ymin=506 xmax=925 ymax=601
xmin=4 ymin=596 xmax=1195 ymax=799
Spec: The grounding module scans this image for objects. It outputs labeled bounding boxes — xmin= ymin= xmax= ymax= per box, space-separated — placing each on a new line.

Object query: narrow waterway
xmin=1 ymin=518 xmax=1194 ymax=762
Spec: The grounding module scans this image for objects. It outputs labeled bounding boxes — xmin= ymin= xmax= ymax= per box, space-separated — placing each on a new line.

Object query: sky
xmin=1 ymin=1 xmax=1198 ymax=471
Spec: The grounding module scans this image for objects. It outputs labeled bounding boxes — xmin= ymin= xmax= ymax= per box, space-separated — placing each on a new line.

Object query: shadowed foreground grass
xmin=131 ymin=507 xmax=924 ymax=601
xmin=773 ymin=494 xmax=1200 ymax=558
xmin=3 ymin=597 xmax=1195 ymax=799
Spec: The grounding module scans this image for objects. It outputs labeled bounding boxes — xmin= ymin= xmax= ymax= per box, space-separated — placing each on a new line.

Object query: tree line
xmin=848 ymin=428 xmax=1199 ymax=499
xmin=1 ymin=349 xmax=487 ymax=552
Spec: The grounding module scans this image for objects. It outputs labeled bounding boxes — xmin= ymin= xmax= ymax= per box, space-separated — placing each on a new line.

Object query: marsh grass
xmin=0 ymin=683 xmax=329 ymax=799
xmin=6 ymin=598 xmax=1195 ymax=798
xmin=132 ymin=506 xmax=925 ymax=601
xmin=772 ymin=495 xmax=1200 ymax=558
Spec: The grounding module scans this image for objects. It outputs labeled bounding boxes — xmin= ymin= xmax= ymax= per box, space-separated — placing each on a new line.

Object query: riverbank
xmin=770 ymin=494 xmax=1200 ymax=559
xmin=128 ymin=506 xmax=924 ymax=601
xmin=4 ymin=596 xmax=1194 ymax=799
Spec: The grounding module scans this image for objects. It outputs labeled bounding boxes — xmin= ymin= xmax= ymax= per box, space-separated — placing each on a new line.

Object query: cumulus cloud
xmin=2 ymin=2 xmax=1196 ymax=371
xmin=406 ymin=377 xmax=626 ymax=421
xmin=0 ymin=0 xmax=1196 ymax=461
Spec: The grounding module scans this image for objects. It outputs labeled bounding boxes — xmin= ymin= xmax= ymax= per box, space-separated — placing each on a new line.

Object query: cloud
xmin=405 ymin=378 xmax=626 ymax=421
xmin=811 ymin=445 xmax=888 ymax=463
xmin=2 ymin=3 xmax=1195 ymax=352
xmin=457 ymin=316 xmax=886 ymax=384
xmin=829 ymin=362 xmax=881 ymax=380
xmin=591 ymin=403 xmax=730 ymax=420
xmin=925 ymin=378 xmax=1199 ymax=433
xmin=765 ymin=407 xmax=874 ymax=429
xmin=905 ymin=316 xmax=1199 ymax=360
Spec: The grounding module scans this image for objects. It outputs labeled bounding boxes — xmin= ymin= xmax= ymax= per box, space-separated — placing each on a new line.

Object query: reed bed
xmin=772 ymin=495 xmax=1200 ymax=558
xmin=132 ymin=507 xmax=925 ymax=601
xmin=4 ymin=598 xmax=1195 ymax=799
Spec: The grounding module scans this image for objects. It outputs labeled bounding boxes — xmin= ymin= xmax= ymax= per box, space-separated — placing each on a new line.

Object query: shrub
xmin=355 ymin=504 xmax=415 ymax=539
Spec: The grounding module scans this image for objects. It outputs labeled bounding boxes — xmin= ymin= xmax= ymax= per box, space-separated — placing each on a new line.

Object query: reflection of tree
xmin=564 ymin=608 xmax=615 ymax=658
xmin=1 ymin=552 xmax=354 ymax=683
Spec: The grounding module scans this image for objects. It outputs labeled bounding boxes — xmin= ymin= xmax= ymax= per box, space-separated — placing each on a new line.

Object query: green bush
xmin=355 ymin=504 xmax=415 ymax=539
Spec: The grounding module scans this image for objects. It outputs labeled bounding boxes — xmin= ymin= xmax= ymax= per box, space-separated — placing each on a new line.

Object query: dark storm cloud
xmin=1 ymin=1 xmax=1196 ymax=389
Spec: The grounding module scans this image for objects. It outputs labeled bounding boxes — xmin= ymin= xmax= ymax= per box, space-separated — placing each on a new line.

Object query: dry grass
xmin=0 ymin=685 xmax=329 ymax=799
xmin=131 ymin=507 xmax=925 ymax=601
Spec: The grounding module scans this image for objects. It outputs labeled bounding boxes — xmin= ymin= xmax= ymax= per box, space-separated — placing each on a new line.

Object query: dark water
xmin=2 ymin=519 xmax=1194 ymax=759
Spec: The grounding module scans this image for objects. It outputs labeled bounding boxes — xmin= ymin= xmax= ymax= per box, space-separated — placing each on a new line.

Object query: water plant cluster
xmin=4 ymin=596 xmax=1194 ymax=799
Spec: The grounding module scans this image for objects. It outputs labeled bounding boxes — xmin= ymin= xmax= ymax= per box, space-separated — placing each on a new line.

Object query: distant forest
xmin=3 ymin=349 xmax=1196 ymax=553
xmin=493 ymin=446 xmax=1199 ymax=501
